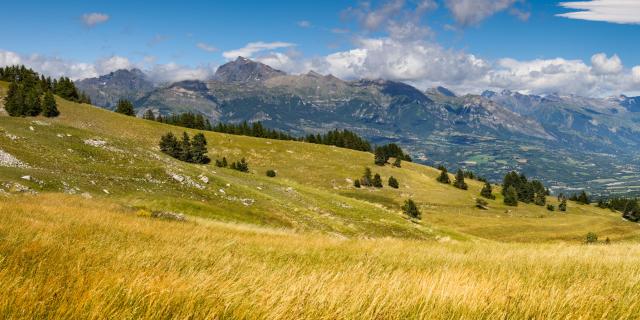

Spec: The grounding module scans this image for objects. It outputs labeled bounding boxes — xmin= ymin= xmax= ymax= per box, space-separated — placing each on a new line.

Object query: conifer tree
xmin=24 ymin=88 xmax=42 ymax=116
xmin=115 ymin=99 xmax=135 ymax=116
xmin=504 ymin=186 xmax=518 ymax=206
xmin=559 ymin=198 xmax=567 ymax=212
xmin=480 ymin=182 xmax=495 ymax=199
xmin=388 ymin=176 xmax=399 ymax=189
xmin=373 ymin=174 xmax=383 ymax=188
xmin=41 ymin=91 xmax=59 ymax=117
xmin=393 ymin=158 xmax=402 ymax=168
xmin=402 ymin=199 xmax=421 ymax=219
xmin=362 ymin=167 xmax=373 ymax=187
xmin=190 ymin=133 xmax=210 ymax=164
xmin=437 ymin=167 xmax=450 ymax=184
xmin=4 ymin=81 xmax=24 ymax=116
xmin=179 ymin=132 xmax=192 ymax=162
xmin=453 ymin=169 xmax=468 ymax=190
xmin=159 ymin=132 xmax=180 ymax=158
xmin=374 ymin=148 xmax=387 ymax=166
xmin=143 ymin=109 xmax=155 ymax=120
xmin=354 ymin=179 xmax=361 ymax=188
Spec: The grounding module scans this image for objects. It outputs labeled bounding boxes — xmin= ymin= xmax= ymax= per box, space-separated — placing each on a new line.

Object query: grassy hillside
xmin=1 ymin=194 xmax=640 ymax=319
xmin=1 ymin=83 xmax=640 ymax=318
xmin=0 ymin=81 xmax=637 ymax=242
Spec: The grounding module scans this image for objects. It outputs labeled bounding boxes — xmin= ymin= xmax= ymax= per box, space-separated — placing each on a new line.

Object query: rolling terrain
xmin=76 ymin=58 xmax=640 ymax=198
xmin=2 ymin=83 xmax=640 ymax=318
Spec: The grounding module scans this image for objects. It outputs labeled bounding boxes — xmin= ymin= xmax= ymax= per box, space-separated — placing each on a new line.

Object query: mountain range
xmin=75 ymin=57 xmax=640 ymax=197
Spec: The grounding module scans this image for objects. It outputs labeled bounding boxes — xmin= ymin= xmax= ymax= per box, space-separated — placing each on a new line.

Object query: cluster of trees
xmin=435 ymin=167 xmax=468 ymax=190
xmin=158 ymin=132 xmax=210 ymax=164
xmin=569 ymin=191 xmax=591 ymax=204
xmin=374 ymin=143 xmax=412 ymax=165
xmin=1 ymin=66 xmax=90 ymax=117
xmin=502 ymin=171 xmax=547 ymax=207
xmin=116 ymin=99 xmax=136 ymax=116
xmin=402 ymin=199 xmax=421 ymax=219
xmin=354 ymin=167 xmax=398 ymax=189
xmin=597 ymin=197 xmax=640 ymax=222
xmin=214 ymin=156 xmax=249 ymax=172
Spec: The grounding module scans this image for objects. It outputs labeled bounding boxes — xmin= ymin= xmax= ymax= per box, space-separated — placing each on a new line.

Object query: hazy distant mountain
xmin=75 ymin=57 xmax=640 ymax=196
xmin=75 ymin=69 xmax=155 ymax=109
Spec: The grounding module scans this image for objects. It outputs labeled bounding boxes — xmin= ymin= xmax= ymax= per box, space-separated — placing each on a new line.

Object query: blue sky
xmin=1 ymin=0 xmax=639 ymax=96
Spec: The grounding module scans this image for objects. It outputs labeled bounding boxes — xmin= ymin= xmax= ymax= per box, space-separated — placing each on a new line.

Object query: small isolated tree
xmin=480 ymin=182 xmax=495 ymax=199
xmin=373 ymin=173 xmax=383 ymax=188
xmin=576 ymin=191 xmax=590 ymax=205
xmin=453 ymin=169 xmax=468 ymax=190
xmin=388 ymin=176 xmax=399 ymax=189
xmin=534 ymin=191 xmax=546 ymax=206
xmin=559 ymin=198 xmax=567 ymax=212
xmin=190 ymin=133 xmax=210 ymax=164
xmin=393 ymin=158 xmax=402 ymax=168
xmin=504 ymin=186 xmax=518 ymax=206
xmin=215 ymin=157 xmax=228 ymax=168
xmin=41 ymin=91 xmax=59 ymax=117
xmin=354 ymin=179 xmax=361 ymax=188
xmin=374 ymin=148 xmax=387 ymax=166
xmin=402 ymin=199 xmax=421 ymax=219
xmin=143 ymin=109 xmax=155 ymax=120
xmin=585 ymin=232 xmax=598 ymax=244
xmin=266 ymin=169 xmax=276 ymax=177
xmin=547 ymin=204 xmax=555 ymax=211
xmin=437 ymin=167 xmax=450 ymax=184
xmin=231 ymin=158 xmax=249 ymax=172
xmin=115 ymin=99 xmax=135 ymax=116
xmin=362 ymin=167 xmax=373 ymax=187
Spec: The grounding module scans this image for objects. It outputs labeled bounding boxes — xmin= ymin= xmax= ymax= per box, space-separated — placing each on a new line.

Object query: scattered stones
xmin=29 ymin=126 xmax=35 ymax=131
xmin=84 ymin=139 xmax=108 ymax=147
xmin=170 ymin=173 xmax=185 ymax=182
xmin=81 ymin=192 xmax=93 ymax=199
xmin=226 ymin=183 xmax=231 ymax=187
xmin=0 ymin=149 xmax=29 ymax=168
xmin=5 ymin=133 xmax=19 ymax=141
xmin=218 ymin=188 xmax=226 ymax=194
xmin=198 ymin=175 xmax=209 ymax=184
xmin=56 ymin=133 xmax=64 ymax=138
xmin=21 ymin=175 xmax=31 ymax=181
xmin=32 ymin=120 xmax=50 ymax=126
xmin=103 ymin=189 xmax=110 ymax=194
xmin=151 ymin=211 xmax=186 ymax=221
xmin=286 ymin=187 xmax=294 ymax=193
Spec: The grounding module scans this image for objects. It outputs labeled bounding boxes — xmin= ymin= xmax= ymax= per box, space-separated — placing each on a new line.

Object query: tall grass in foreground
xmin=1 ymin=194 xmax=640 ymax=319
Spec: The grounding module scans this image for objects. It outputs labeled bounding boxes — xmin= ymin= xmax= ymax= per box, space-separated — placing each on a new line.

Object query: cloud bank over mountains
xmin=2 ymin=1 xmax=640 ymax=97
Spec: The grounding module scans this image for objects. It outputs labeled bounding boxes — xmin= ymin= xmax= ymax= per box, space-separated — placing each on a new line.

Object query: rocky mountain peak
xmin=214 ymin=56 xmax=286 ymax=83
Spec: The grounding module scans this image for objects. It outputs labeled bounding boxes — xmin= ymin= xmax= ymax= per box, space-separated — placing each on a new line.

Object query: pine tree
xmin=190 ymin=133 xmax=210 ymax=164
xmin=143 ymin=109 xmax=155 ymax=120
xmin=393 ymin=158 xmax=402 ymax=168
xmin=504 ymin=186 xmax=518 ymax=206
xmin=24 ymin=88 xmax=42 ymax=116
xmin=388 ymin=176 xmax=399 ymax=189
xmin=4 ymin=81 xmax=25 ymax=116
xmin=178 ymin=132 xmax=192 ymax=162
xmin=402 ymin=199 xmax=421 ymax=219
xmin=453 ymin=169 xmax=468 ymax=190
xmin=159 ymin=132 xmax=180 ymax=158
xmin=437 ymin=167 xmax=450 ymax=184
xmin=534 ymin=192 xmax=546 ymax=206
xmin=41 ymin=91 xmax=59 ymax=117
xmin=373 ymin=173 xmax=383 ymax=188
xmin=480 ymin=182 xmax=495 ymax=199
xmin=115 ymin=99 xmax=135 ymax=116
xmin=559 ymin=198 xmax=567 ymax=212
xmin=362 ymin=167 xmax=373 ymax=187
xmin=374 ymin=148 xmax=387 ymax=166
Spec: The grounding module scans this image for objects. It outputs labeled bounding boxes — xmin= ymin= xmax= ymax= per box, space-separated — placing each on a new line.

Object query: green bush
xmin=585 ymin=232 xmax=598 ymax=244
xmin=266 ymin=169 xmax=277 ymax=177
xmin=402 ymin=199 xmax=421 ymax=219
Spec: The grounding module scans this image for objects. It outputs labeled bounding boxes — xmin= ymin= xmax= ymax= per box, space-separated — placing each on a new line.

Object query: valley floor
xmin=2 ymin=194 xmax=640 ymax=319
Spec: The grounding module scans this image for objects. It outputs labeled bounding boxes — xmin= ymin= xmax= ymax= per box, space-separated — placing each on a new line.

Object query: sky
xmin=1 ymin=0 xmax=640 ymax=97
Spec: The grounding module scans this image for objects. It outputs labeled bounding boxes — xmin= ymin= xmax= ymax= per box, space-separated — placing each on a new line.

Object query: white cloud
xmin=445 ymin=0 xmax=520 ymax=25
xmin=591 ymin=53 xmax=623 ymax=75
xmin=145 ymin=63 xmax=216 ymax=83
xmin=81 ymin=13 xmax=110 ymax=27
xmin=222 ymin=41 xmax=295 ymax=59
xmin=632 ymin=66 xmax=640 ymax=83
xmin=196 ymin=42 xmax=218 ymax=53
xmin=557 ymin=0 xmax=640 ymax=24
xmin=297 ymin=20 xmax=311 ymax=28
xmin=96 ymin=56 xmax=132 ymax=74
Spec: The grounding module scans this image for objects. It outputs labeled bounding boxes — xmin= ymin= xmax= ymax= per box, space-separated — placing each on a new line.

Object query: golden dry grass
xmin=2 ymin=194 xmax=640 ymax=319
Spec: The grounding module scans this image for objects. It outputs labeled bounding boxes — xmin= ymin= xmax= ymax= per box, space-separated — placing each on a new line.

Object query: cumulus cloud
xmin=445 ymin=0 xmax=522 ymax=25
xmin=0 ymin=49 xmax=216 ymax=84
xmin=557 ymin=0 xmax=640 ymax=24
xmin=222 ymin=41 xmax=295 ymax=59
xmin=297 ymin=20 xmax=311 ymax=28
xmin=591 ymin=53 xmax=623 ymax=75
xmin=81 ymin=13 xmax=110 ymax=27
xmin=343 ymin=0 xmax=436 ymax=38
xmin=196 ymin=42 xmax=218 ymax=52
xmin=632 ymin=66 xmax=640 ymax=83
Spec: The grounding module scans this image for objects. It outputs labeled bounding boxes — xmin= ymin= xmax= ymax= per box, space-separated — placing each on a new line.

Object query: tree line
xmin=159 ymin=132 xmax=210 ymax=164
xmin=1 ymin=65 xmax=91 ymax=118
